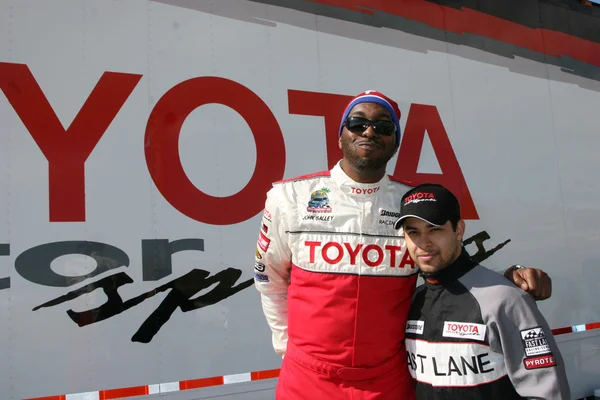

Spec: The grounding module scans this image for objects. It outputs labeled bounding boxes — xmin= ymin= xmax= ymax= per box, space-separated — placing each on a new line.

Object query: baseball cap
xmin=393 ymin=184 xmax=461 ymax=230
xmin=338 ymin=90 xmax=402 ymax=147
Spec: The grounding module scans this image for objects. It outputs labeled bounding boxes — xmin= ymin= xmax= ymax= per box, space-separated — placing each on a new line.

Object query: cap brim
xmin=394 ymin=215 xmax=443 ymax=230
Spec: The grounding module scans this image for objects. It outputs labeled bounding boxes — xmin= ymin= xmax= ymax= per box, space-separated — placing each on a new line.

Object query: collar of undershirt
xmin=419 ymin=248 xmax=477 ymax=286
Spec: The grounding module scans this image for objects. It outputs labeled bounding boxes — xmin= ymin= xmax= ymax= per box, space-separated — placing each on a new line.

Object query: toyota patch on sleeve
xmin=520 ymin=327 xmax=557 ymax=370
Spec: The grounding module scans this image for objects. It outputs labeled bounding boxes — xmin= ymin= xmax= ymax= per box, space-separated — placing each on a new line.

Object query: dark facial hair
xmin=340 ymin=134 xmax=396 ymax=172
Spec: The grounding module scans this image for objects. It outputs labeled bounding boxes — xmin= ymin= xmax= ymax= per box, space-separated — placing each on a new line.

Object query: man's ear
xmin=456 ymin=220 xmax=466 ymax=242
xmin=338 ymin=135 xmax=343 ymax=150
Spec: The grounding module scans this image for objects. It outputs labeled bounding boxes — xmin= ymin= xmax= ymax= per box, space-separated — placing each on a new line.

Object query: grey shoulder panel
xmin=459 ymin=265 xmax=523 ymax=311
xmin=459 ymin=265 xmax=571 ymax=399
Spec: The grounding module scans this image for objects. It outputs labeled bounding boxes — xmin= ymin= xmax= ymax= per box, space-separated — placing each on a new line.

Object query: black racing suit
xmin=405 ymin=249 xmax=571 ymax=399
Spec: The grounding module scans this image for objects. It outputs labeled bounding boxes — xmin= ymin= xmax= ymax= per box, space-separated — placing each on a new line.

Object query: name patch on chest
xmin=406 ymin=320 xmax=425 ymax=335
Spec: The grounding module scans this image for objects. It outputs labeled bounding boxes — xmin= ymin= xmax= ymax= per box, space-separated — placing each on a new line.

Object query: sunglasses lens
xmin=345 ymin=117 xmax=368 ymax=133
xmin=373 ymin=121 xmax=395 ymax=136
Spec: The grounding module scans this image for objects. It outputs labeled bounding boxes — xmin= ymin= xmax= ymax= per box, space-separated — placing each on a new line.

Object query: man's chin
xmin=419 ymin=264 xmax=444 ymax=274
xmin=353 ymin=155 xmax=388 ymax=170
xmin=355 ymin=147 xmax=383 ymax=158
xmin=341 ymin=139 xmax=393 ymax=170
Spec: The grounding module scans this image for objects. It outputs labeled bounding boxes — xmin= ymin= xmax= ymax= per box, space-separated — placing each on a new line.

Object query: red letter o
xmin=145 ymin=77 xmax=285 ymax=225
xmin=322 ymin=242 xmax=343 ymax=264
xmin=362 ymin=244 xmax=384 ymax=267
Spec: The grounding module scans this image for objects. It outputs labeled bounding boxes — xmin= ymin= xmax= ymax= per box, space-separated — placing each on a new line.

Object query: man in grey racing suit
xmin=397 ymin=183 xmax=570 ymax=399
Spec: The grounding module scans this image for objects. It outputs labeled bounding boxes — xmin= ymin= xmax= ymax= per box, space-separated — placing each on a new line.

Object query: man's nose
xmin=363 ymin=125 xmax=377 ymax=138
xmin=415 ymin=234 xmax=432 ymax=248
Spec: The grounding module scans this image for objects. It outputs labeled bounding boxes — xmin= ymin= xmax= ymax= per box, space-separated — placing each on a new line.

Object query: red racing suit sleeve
xmin=253 ymin=186 xmax=292 ymax=356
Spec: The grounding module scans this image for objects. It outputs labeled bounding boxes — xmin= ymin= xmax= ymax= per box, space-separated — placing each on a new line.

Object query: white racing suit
xmin=254 ymin=161 xmax=418 ymax=399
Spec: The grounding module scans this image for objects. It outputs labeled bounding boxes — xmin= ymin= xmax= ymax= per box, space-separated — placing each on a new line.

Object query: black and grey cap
xmin=393 ymin=184 xmax=461 ymax=230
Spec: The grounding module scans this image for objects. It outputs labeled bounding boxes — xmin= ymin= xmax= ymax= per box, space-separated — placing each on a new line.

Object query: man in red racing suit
xmin=253 ymin=90 xmax=551 ymax=399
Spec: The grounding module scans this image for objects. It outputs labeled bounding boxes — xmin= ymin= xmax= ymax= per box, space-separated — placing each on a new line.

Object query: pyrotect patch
xmin=520 ymin=326 xmax=556 ymax=370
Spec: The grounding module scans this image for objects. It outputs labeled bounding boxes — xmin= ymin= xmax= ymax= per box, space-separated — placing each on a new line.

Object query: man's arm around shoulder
xmin=488 ymin=263 xmax=552 ymax=301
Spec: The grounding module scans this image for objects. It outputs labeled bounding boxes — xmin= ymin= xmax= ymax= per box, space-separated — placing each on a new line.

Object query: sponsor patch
xmin=443 ymin=321 xmax=487 ymax=341
xmin=254 ymin=262 xmax=266 ymax=272
xmin=404 ymin=191 xmax=437 ymax=205
xmin=253 ymin=272 xmax=269 ymax=282
xmin=261 ymin=223 xmax=269 ymax=234
xmin=523 ymin=354 xmax=557 ymax=370
xmin=258 ymin=231 xmax=270 ymax=252
xmin=379 ymin=209 xmax=401 ymax=218
xmin=307 ymin=187 xmax=332 ymax=213
xmin=263 ymin=209 xmax=272 ymax=222
xmin=520 ymin=327 xmax=552 ymax=357
xmin=255 ymin=247 xmax=263 ymax=260
xmin=406 ymin=320 xmax=425 ymax=335
xmin=351 ymin=186 xmax=379 ymax=195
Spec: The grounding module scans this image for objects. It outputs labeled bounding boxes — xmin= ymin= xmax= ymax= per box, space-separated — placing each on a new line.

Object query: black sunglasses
xmin=344 ymin=116 xmax=396 ymax=136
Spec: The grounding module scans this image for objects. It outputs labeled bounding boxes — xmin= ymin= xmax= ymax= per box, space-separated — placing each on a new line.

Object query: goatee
xmin=341 ymin=138 xmax=394 ymax=171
